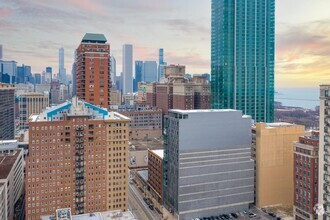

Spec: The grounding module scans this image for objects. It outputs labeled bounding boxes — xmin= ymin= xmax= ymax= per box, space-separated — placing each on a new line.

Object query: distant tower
xmin=134 ymin=61 xmax=143 ymax=92
xmin=59 ymin=48 xmax=66 ymax=84
xmin=158 ymin=48 xmax=166 ymax=81
xmin=143 ymin=61 xmax=157 ymax=83
xmin=72 ymin=50 xmax=77 ymax=96
xmin=122 ymin=44 xmax=133 ymax=94
xmin=76 ymin=33 xmax=111 ymax=108
xmin=111 ymin=55 xmax=116 ymax=89
xmin=0 ymin=44 xmax=3 ymax=59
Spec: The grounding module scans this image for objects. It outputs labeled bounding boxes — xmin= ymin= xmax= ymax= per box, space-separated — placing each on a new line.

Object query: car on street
xmin=268 ymin=212 xmax=276 ymax=218
xmin=230 ymin=213 xmax=238 ymax=218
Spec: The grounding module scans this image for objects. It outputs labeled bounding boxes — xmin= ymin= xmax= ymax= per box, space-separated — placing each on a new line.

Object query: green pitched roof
xmin=81 ymin=33 xmax=107 ymax=43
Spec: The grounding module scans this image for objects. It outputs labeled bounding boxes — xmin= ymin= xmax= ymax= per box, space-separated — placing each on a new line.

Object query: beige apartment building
xmin=252 ymin=122 xmax=306 ymax=207
xmin=118 ymin=105 xmax=162 ymax=140
xmin=25 ymin=97 xmax=130 ymax=220
xmin=18 ymin=92 xmax=49 ymax=129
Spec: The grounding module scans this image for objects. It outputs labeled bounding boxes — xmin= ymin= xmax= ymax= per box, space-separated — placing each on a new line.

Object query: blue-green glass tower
xmin=211 ymin=0 xmax=275 ymax=122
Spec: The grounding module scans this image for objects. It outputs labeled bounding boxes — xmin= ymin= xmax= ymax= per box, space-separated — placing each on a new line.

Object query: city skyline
xmin=1 ymin=0 xmax=330 ymax=87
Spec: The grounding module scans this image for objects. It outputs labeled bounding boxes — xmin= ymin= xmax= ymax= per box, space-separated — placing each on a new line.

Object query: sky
xmin=1 ymin=0 xmax=330 ymax=88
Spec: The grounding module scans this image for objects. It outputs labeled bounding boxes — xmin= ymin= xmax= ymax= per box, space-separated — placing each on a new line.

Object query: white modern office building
xmin=163 ymin=109 xmax=254 ymax=220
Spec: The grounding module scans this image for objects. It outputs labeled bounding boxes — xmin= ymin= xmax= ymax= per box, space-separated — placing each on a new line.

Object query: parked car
xmin=149 ymin=204 xmax=154 ymax=210
xmin=268 ymin=213 xmax=276 ymax=218
xmin=249 ymin=213 xmax=257 ymax=218
xmin=230 ymin=213 xmax=238 ymax=218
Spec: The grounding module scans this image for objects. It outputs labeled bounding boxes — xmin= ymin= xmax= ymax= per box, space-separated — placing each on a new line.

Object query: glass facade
xmin=211 ymin=0 xmax=275 ymax=122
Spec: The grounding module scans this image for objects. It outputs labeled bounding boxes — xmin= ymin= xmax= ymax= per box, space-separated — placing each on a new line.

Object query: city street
xmin=128 ymin=182 xmax=162 ymax=220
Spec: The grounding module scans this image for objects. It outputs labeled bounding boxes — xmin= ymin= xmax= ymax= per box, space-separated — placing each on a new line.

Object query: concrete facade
xmin=319 ymin=85 xmax=330 ymax=220
xmin=118 ymin=106 xmax=162 ymax=140
xmin=18 ymin=92 xmax=49 ymax=129
xmin=252 ymin=122 xmax=306 ymax=207
xmin=163 ymin=109 xmax=254 ymax=220
xmin=0 ymin=148 xmax=24 ymax=220
xmin=0 ymin=83 xmax=15 ymax=140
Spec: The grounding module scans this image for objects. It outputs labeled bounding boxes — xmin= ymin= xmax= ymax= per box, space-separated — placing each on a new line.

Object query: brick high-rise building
xmin=0 ymin=83 xmax=15 ymax=140
xmin=76 ymin=33 xmax=111 ymax=108
xmin=25 ymin=97 xmax=130 ymax=219
xmin=148 ymin=149 xmax=163 ymax=203
xmin=146 ymin=75 xmax=210 ymax=115
xmin=293 ymin=131 xmax=319 ymax=220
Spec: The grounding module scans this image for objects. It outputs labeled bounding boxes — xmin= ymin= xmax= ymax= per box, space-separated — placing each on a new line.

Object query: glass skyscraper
xmin=211 ymin=0 xmax=275 ymax=122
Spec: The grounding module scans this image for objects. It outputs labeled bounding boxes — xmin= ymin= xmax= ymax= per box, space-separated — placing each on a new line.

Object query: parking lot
xmin=191 ymin=206 xmax=292 ymax=220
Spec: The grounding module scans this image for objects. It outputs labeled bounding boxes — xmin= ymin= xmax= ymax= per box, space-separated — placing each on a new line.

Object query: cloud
xmin=162 ymin=18 xmax=210 ymax=35
xmin=0 ymin=7 xmax=13 ymax=17
xmin=276 ymin=19 xmax=330 ymax=87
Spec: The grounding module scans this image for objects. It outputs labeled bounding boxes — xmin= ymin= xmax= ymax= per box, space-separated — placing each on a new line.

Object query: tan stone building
xmin=25 ymin=97 xmax=130 ymax=219
xmin=18 ymin=92 xmax=49 ymax=129
xmin=118 ymin=105 xmax=162 ymax=140
xmin=252 ymin=122 xmax=306 ymax=207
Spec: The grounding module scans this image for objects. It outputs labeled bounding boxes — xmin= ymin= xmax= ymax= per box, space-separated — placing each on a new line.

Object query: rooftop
xmin=41 ymin=209 xmax=136 ymax=220
xmin=151 ymin=149 xmax=164 ymax=159
xmin=169 ymin=109 xmax=239 ymax=114
xmin=266 ymin=122 xmax=297 ymax=128
xmin=82 ymin=33 xmax=107 ymax=43
xmin=137 ymin=169 xmax=148 ymax=182
xmin=30 ymin=97 xmax=130 ymax=122
xmin=0 ymin=149 xmax=21 ymax=180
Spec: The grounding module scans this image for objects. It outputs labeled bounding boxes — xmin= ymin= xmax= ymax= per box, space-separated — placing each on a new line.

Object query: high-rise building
xmin=110 ymin=55 xmax=116 ymax=89
xmin=211 ymin=0 xmax=275 ymax=122
xmin=34 ymin=73 xmax=41 ymax=84
xmin=118 ymin=105 xmax=162 ymax=140
xmin=18 ymin=92 xmax=49 ymax=129
xmin=25 ymin=97 xmax=130 ymax=219
xmin=134 ymin=61 xmax=143 ymax=92
xmin=252 ymin=122 xmax=306 ymax=207
xmin=158 ymin=48 xmax=166 ymax=81
xmin=76 ymin=33 xmax=111 ymax=108
xmin=148 ymin=149 xmax=163 ymax=203
xmin=146 ymin=75 xmax=210 ymax=115
xmin=163 ymin=109 xmax=254 ymax=219
xmin=17 ymin=64 xmax=31 ymax=84
xmin=0 ymin=83 xmax=15 ymax=140
xmin=0 ymin=45 xmax=3 ymax=59
xmin=59 ymin=48 xmax=66 ymax=84
xmin=122 ymin=44 xmax=133 ymax=94
xmin=0 ymin=148 xmax=24 ymax=220
xmin=143 ymin=61 xmax=157 ymax=83
xmin=46 ymin=67 xmax=52 ymax=75
xmin=293 ymin=131 xmax=319 ymax=220
xmin=0 ymin=60 xmax=17 ymax=84
xmin=164 ymin=64 xmax=185 ymax=78
xmin=319 ymin=85 xmax=330 ymax=219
